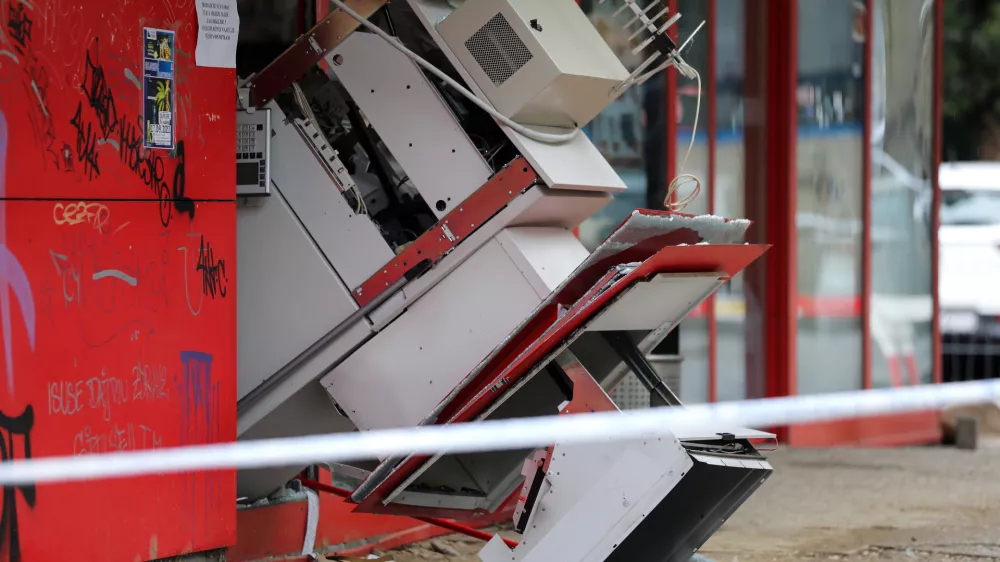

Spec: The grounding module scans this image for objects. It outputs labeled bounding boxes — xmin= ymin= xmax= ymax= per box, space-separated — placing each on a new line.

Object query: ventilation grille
xmin=464 ymin=12 xmax=533 ymax=86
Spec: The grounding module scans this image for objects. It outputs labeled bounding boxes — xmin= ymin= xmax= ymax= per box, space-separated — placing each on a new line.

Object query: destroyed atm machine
xmin=234 ymin=0 xmax=774 ymax=560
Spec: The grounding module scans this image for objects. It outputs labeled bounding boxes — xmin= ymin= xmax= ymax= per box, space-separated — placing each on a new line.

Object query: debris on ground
xmin=384 ymin=447 xmax=1000 ymax=561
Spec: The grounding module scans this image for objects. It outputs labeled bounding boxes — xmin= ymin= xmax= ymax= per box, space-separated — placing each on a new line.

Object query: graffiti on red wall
xmin=0 ymin=405 xmax=35 ymax=562
xmin=0 ymin=0 xmax=236 ymax=558
xmin=0 ymin=110 xmax=37 ymax=397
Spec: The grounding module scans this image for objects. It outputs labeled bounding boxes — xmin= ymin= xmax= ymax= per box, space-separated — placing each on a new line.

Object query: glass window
xmin=869 ymin=0 xmax=935 ymax=388
xmin=578 ymin=1 xmax=651 ymax=248
xmin=715 ymin=0 xmax=749 ymax=402
xmin=579 ymin=0 xmax=714 ymax=403
xmin=675 ymin=0 xmax=711 ymax=403
xmin=795 ymin=0 xmax=867 ymax=394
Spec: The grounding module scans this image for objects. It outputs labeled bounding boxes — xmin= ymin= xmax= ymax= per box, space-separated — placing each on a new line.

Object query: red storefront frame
xmin=669 ymin=0 xmax=942 ymax=444
xmin=734 ymin=0 xmax=943 ymax=446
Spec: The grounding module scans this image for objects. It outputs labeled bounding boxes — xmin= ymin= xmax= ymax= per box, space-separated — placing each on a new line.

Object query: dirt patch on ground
xmin=383 ymin=447 xmax=1000 ymax=561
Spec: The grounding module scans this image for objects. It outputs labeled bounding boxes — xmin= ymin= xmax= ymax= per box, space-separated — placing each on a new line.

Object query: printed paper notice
xmin=195 ymin=0 xmax=239 ymax=68
xmin=143 ymin=28 xmax=175 ymax=150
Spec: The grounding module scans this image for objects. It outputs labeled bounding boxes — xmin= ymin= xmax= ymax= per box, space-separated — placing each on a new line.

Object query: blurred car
xmin=939 ymin=161 xmax=1000 ymax=340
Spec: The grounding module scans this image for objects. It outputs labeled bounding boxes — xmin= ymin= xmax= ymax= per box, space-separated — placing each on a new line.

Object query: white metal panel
xmin=479 ymin=437 xmax=692 ymax=562
xmin=513 ymin=129 xmax=628 ymax=192
xmin=364 ymin=186 xmax=604 ymax=330
xmin=322 ymin=237 xmax=543 ymax=431
xmin=436 ymin=0 xmax=628 ymax=128
xmin=495 ymin=227 xmax=590 ymax=299
xmin=674 ymin=427 xmax=776 ymax=442
xmin=392 ymin=491 xmax=483 ymax=511
xmin=405 ymin=0 xmax=627 ymax=193
xmin=268 ymin=103 xmax=395 ymax=289
xmin=236 ymin=187 xmax=372 ymax=404
xmin=237 ymin=381 xmax=359 ymax=499
xmin=329 ymin=32 xmax=493 ymax=219
xmin=507 ymin=185 xmax=612 ymax=229
xmin=588 ymin=273 xmax=726 ymax=332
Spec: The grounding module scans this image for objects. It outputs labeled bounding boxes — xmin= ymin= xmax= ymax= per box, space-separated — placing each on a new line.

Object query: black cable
xmin=380 ymin=5 xmax=397 ymax=36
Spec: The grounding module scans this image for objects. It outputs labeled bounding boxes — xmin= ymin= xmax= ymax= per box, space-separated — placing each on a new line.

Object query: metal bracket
xmin=601 ymin=331 xmax=682 ymax=407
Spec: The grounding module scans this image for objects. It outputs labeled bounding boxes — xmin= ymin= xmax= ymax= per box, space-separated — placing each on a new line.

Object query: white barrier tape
xmin=0 ymin=379 xmax=997 ymax=486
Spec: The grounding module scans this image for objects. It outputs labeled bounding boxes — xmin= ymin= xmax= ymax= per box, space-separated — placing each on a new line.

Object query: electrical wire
xmin=663 ymin=64 xmax=702 ymax=212
xmin=329 ymin=0 xmax=579 ymax=144
xmin=293 ymin=81 xmax=368 ymax=214
xmin=331 ymin=0 xmax=703 ymax=208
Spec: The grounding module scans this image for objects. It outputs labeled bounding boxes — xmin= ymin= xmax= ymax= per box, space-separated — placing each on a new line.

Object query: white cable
xmin=664 ymin=64 xmax=702 ymax=212
xmin=301 ymin=485 xmax=320 ymax=556
xmin=0 ymin=379 xmax=996 ymax=486
xmin=329 ymin=0 xmax=579 ymax=144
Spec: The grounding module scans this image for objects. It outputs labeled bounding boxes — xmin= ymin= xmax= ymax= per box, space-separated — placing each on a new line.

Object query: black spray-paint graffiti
xmin=80 ymin=39 xmax=119 ymax=139
xmin=8 ymin=3 xmax=63 ymax=172
xmin=6 ymin=3 xmax=32 ymax=54
xmin=196 ymin=235 xmax=227 ymax=299
xmin=0 ymin=405 xmax=36 ymax=562
xmin=70 ymin=101 xmax=101 ymax=180
xmin=119 ymin=117 xmax=195 ymax=226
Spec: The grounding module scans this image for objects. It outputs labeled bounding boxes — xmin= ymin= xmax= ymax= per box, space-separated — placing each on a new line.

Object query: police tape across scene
xmin=0 ymin=379 xmax=996 ymax=487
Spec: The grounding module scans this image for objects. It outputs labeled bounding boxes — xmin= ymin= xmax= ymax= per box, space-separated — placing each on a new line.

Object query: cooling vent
xmin=463 ymin=12 xmax=533 ymax=86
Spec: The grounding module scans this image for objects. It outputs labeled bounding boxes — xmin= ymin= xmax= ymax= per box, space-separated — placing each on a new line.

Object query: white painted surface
xmin=235 ymin=185 xmax=372 ymax=410
xmin=436 ymin=0 xmax=629 ymax=128
xmin=322 ymin=237 xmax=543 ymax=432
xmin=480 ymin=437 xmax=692 ymax=562
xmin=330 ymin=32 xmax=492 ymax=220
xmin=587 ymin=273 xmax=725 ymax=332
xmin=495 ymin=227 xmax=590 ymax=299
xmin=268 ymin=102 xmax=394 ymax=289
xmin=405 ymin=0 xmax=627 ymax=193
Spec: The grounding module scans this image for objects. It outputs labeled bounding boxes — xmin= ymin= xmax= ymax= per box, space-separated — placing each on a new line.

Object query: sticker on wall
xmin=143 ymin=27 xmax=175 ymax=150
xmin=195 ymin=0 xmax=239 ymax=68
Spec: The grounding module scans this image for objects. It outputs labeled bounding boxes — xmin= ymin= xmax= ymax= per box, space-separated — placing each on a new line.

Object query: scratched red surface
xmin=2 ymin=0 xmax=233 ymax=204
xmin=0 ymin=1 xmax=237 ymax=560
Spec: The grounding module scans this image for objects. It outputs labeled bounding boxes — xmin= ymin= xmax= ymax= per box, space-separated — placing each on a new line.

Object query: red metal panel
xmin=743 ymin=0 xmax=797 ymax=439
xmin=931 ymin=0 xmax=943 ymax=385
xmin=0 ymin=2 xmax=237 ymax=559
xmin=706 ymin=0 xmax=718 ymax=403
xmin=2 ymin=2 xmax=235 ymax=204
xmin=1 ymin=200 xmax=236 ymax=560
xmin=355 ymin=241 xmax=769 ymax=516
xmin=862 ymin=0 xmax=874 ymax=390
xmin=231 ymin=485 xmax=513 ymax=561
xmin=787 ymin=411 xmax=942 ymax=447
xmin=351 ymin=158 xmax=538 ymax=307
xmin=766 ymin=0 xmax=798 ymax=405
xmin=742 ymin=0 xmax=767 ymax=402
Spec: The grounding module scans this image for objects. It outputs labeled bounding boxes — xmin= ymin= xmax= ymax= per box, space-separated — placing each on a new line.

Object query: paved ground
xmin=380 ymin=446 xmax=1000 ymax=562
